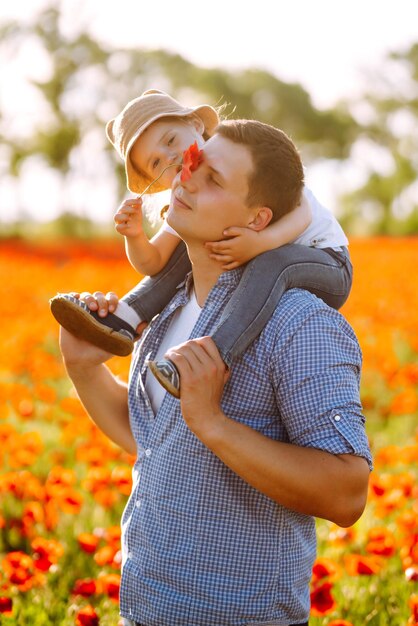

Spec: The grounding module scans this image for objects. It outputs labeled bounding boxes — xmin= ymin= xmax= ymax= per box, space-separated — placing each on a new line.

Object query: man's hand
xmin=205 ymin=227 xmax=264 ymax=269
xmin=114 ymin=197 xmax=144 ymax=238
xmin=59 ymin=327 xmax=113 ymax=371
xmin=164 ymin=337 xmax=229 ymax=436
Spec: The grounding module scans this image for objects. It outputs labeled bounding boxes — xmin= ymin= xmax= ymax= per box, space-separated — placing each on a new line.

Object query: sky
xmin=1 ymin=0 xmax=417 ymax=223
xmin=87 ymin=0 xmax=417 ymax=108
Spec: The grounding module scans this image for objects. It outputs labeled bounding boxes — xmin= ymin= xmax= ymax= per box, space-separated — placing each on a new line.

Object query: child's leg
xmin=50 ymin=241 xmax=191 ymax=356
xmin=212 ymin=244 xmax=353 ymax=367
xmin=120 ymin=240 xmax=191 ymax=321
xmin=147 ymin=244 xmax=352 ymax=397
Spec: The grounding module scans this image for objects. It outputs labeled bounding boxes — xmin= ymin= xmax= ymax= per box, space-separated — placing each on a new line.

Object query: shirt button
xmin=334 ymin=414 xmax=341 ymax=422
xmin=145 ymin=448 xmax=152 ymax=456
xmin=136 ymin=500 xmax=141 ymax=508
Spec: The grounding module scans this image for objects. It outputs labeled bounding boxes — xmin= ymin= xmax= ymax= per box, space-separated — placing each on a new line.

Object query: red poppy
xmin=406 ymin=566 xmax=418 ymax=582
xmin=75 ymin=605 xmax=99 ymax=626
xmin=31 ymin=537 xmax=64 ymax=571
xmin=409 ymin=593 xmax=418 ymax=624
xmin=344 ymin=553 xmax=384 ymax=576
xmin=365 ymin=526 xmax=396 ymax=557
xmin=111 ymin=466 xmax=133 ymax=496
xmin=72 ymin=578 xmax=97 ymax=597
xmin=105 ymin=525 xmax=122 ymax=545
xmin=93 ymin=545 xmax=118 ymax=567
xmin=78 ymin=532 xmax=100 ymax=554
xmin=1 ymin=551 xmax=42 ymax=591
xmin=99 ymin=573 xmax=121 ymax=601
xmin=310 ymin=581 xmax=337 ymax=616
xmin=180 ymin=142 xmax=203 ymax=182
xmin=312 ymin=557 xmax=341 ymax=583
xmin=328 ymin=621 xmax=354 ymax=626
xmin=0 ymin=597 xmax=13 ymax=616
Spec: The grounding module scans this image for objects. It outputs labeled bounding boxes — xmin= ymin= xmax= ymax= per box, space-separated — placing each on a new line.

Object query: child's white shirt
xmin=161 ymin=186 xmax=348 ymax=250
xmin=293 ymin=187 xmax=348 ymax=248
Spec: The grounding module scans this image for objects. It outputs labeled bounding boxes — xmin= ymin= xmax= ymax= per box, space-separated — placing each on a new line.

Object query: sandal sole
xmin=148 ymin=360 xmax=180 ymax=399
xmin=50 ymin=297 xmax=134 ymax=356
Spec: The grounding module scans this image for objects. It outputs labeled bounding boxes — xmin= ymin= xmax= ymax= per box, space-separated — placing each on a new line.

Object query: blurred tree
xmin=1 ymin=7 xmax=112 ymax=218
xmin=141 ymin=51 xmax=358 ymax=159
xmin=0 ymin=3 xmax=417 ymax=234
xmin=0 ymin=2 xmax=360 ymax=228
xmin=339 ymin=43 xmax=418 ymax=234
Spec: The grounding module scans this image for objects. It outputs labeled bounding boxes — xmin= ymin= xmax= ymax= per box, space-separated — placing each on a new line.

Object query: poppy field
xmin=0 ymin=236 xmax=417 ymax=625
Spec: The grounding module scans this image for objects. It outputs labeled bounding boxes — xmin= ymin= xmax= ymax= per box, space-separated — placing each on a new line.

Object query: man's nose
xmin=181 ymin=168 xmax=200 ymax=193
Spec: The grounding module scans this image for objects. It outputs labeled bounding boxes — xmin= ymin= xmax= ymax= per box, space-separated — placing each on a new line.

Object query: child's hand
xmin=205 ymin=227 xmax=264 ymax=269
xmin=114 ymin=197 xmax=144 ymax=238
xmin=78 ymin=291 xmax=119 ymax=317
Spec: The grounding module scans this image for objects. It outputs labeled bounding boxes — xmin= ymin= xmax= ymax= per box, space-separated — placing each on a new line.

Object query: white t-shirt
xmin=161 ymin=186 xmax=348 ymax=249
xmin=145 ymin=289 xmax=202 ymax=414
xmin=293 ymin=187 xmax=348 ymax=248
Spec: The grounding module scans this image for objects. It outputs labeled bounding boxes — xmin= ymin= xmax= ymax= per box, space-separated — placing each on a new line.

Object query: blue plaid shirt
xmin=120 ymin=269 xmax=372 ymax=626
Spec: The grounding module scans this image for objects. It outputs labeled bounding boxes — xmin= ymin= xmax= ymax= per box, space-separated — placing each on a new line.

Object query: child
xmin=50 ymin=89 xmax=352 ymax=399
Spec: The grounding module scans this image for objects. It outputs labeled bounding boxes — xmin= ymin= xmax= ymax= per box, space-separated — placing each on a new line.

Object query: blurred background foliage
xmin=1 ymin=5 xmax=417 ymax=237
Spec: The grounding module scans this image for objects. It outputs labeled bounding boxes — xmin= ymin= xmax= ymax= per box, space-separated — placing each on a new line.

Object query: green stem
xmin=138 ymin=162 xmax=181 ymax=198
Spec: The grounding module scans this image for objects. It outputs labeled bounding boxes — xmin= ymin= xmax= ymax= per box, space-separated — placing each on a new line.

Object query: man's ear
xmin=248 ymin=207 xmax=273 ymax=232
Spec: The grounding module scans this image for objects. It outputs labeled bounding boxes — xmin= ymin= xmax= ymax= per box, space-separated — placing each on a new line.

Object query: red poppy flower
xmin=365 ymin=526 xmax=396 ymax=557
xmin=310 ymin=580 xmax=337 ymax=616
xmin=1 ymin=551 xmax=41 ymax=591
xmin=328 ymin=621 xmax=354 ymax=626
xmin=78 ymin=532 xmax=100 ymax=554
xmin=99 ymin=573 xmax=121 ymax=601
xmin=75 ymin=605 xmax=99 ymax=626
xmin=312 ymin=557 xmax=341 ymax=583
xmin=409 ymin=593 xmax=418 ymax=623
xmin=93 ymin=545 xmax=118 ymax=567
xmin=31 ymin=537 xmax=64 ymax=571
xmin=406 ymin=566 xmax=418 ymax=582
xmin=344 ymin=553 xmax=384 ymax=576
xmin=72 ymin=578 xmax=97 ymax=597
xmin=0 ymin=597 xmax=13 ymax=616
xmin=180 ymin=142 xmax=203 ymax=182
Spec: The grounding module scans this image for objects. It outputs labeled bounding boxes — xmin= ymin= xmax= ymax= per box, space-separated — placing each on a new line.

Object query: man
xmin=60 ymin=119 xmax=372 ymax=626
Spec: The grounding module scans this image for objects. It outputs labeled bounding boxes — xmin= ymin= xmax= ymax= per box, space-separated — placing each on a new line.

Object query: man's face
xmin=166 ymin=134 xmax=254 ymax=243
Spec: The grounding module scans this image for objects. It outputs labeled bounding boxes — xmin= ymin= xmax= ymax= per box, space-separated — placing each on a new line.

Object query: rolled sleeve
xmin=271 ymin=304 xmax=373 ymax=470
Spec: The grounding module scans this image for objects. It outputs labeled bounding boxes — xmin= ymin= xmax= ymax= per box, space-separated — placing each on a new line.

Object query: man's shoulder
xmin=269 ymin=288 xmax=330 ymax=327
xmin=265 ymin=288 xmax=359 ymax=348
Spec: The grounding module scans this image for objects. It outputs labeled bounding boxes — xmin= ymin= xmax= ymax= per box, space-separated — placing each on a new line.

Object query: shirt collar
xmin=178 ymin=268 xmax=245 ymax=299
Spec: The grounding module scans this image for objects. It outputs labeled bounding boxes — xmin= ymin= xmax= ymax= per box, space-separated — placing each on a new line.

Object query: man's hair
xmin=215 ymin=119 xmax=304 ymax=222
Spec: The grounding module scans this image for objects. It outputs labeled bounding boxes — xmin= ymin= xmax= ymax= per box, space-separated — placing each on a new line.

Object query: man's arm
xmin=165 ymin=329 xmax=370 ymax=528
xmin=193 ymin=410 xmax=369 ymax=527
xmin=59 ymin=328 xmax=136 ymax=456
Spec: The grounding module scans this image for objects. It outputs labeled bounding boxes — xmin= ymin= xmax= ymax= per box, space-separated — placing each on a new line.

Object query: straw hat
xmin=106 ymin=89 xmax=220 ymax=194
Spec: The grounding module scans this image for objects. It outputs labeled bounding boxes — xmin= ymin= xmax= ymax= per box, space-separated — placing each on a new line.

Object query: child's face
xmin=130 ymin=118 xmax=205 ymax=191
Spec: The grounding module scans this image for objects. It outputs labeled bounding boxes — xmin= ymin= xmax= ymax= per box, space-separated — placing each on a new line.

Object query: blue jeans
xmin=123 ymin=241 xmax=191 ymax=320
xmin=213 ymin=243 xmax=352 ymax=366
xmin=122 ymin=242 xmax=352 ymax=367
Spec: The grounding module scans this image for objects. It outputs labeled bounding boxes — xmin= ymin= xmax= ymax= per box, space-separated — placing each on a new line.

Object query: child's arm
xmin=205 ymin=192 xmax=312 ymax=270
xmin=114 ymin=197 xmax=180 ymax=276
